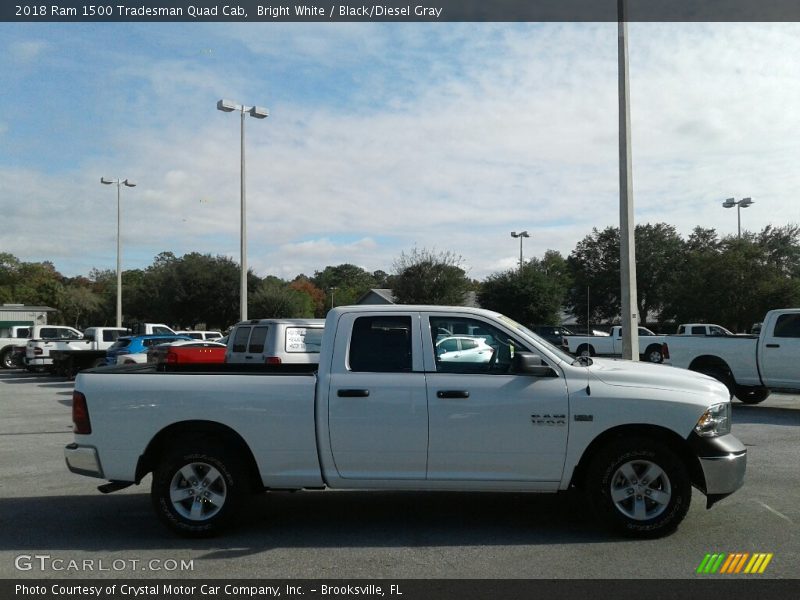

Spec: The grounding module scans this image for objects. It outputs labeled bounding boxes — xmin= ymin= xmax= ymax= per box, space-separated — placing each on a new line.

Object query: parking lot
xmin=1 ymin=368 xmax=798 ymax=580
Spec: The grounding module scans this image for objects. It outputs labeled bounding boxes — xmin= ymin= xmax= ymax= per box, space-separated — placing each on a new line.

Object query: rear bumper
xmin=690 ymin=433 xmax=747 ymax=506
xmin=64 ymin=443 xmax=104 ymax=478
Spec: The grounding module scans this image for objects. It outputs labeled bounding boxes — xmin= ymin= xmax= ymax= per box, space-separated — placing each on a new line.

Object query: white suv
xmin=225 ymin=319 xmax=324 ymax=365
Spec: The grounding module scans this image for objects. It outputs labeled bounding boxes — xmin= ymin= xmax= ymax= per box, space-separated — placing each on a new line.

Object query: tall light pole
xmin=722 ymin=197 xmax=754 ymax=239
xmin=330 ymin=286 xmax=337 ymax=310
xmin=510 ymin=231 xmax=530 ymax=270
xmin=217 ymin=98 xmax=269 ymax=322
xmin=100 ymin=177 xmax=136 ymax=328
xmin=618 ymin=0 xmax=639 ymax=361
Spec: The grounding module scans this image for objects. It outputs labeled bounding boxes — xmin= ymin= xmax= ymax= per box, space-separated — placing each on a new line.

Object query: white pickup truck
xmin=65 ymin=305 xmax=746 ymax=539
xmin=562 ymin=326 xmax=667 ymax=363
xmin=47 ymin=327 xmax=131 ymax=376
xmin=663 ymin=308 xmax=800 ymax=404
xmin=19 ymin=325 xmax=84 ymax=371
xmin=0 ymin=325 xmax=34 ymax=369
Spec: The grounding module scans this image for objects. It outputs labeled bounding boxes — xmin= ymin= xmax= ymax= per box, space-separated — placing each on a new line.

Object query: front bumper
xmin=690 ymin=433 xmax=747 ymax=507
xmin=64 ymin=443 xmax=104 ymax=478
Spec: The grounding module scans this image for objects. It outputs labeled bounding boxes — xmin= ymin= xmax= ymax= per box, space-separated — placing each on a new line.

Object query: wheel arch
xmin=688 ymin=355 xmax=732 ymax=376
xmin=569 ymin=424 xmax=705 ymax=493
xmin=136 ymin=420 xmax=263 ymax=492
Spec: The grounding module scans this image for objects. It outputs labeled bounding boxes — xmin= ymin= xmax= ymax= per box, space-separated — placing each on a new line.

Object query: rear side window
xmin=773 ymin=314 xmax=800 ymax=338
xmin=247 ymin=326 xmax=269 ymax=353
xmin=286 ymin=327 xmax=323 ymax=354
xmin=349 ymin=316 xmax=412 ymax=373
xmin=102 ymin=330 xmax=124 ymax=342
xmin=232 ymin=327 xmax=251 ymax=353
xmin=691 ymin=326 xmax=705 ymax=335
xmin=40 ymin=328 xmax=59 ymax=339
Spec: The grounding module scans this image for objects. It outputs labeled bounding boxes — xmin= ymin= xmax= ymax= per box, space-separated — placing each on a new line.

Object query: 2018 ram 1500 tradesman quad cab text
xmin=65 ymin=306 xmax=746 ymax=538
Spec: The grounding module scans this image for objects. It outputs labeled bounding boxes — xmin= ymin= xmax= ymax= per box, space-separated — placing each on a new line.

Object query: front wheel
xmin=586 ymin=438 xmax=691 ymax=538
xmin=576 ymin=344 xmax=595 ymax=358
xmin=151 ymin=444 xmax=247 ymax=537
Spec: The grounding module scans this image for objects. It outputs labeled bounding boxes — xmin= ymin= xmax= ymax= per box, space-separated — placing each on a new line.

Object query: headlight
xmin=694 ymin=402 xmax=732 ymax=437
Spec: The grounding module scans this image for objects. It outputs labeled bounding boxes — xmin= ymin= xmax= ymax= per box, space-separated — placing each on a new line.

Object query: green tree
xmin=250 ymin=279 xmax=314 ymax=318
xmin=392 ymin=248 xmax=471 ymax=305
xmin=566 ymin=223 xmax=684 ymax=327
xmin=479 ymin=252 xmax=569 ymax=325
xmin=312 ymin=264 xmax=377 ymax=309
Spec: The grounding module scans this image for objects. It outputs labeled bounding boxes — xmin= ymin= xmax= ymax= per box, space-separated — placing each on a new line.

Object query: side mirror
xmin=513 ymin=352 xmax=558 ymax=377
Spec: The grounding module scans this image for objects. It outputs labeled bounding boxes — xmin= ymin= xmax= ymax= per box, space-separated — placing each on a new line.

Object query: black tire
xmin=735 ymin=385 xmax=770 ymax=405
xmin=576 ymin=344 xmax=595 ymax=357
xmin=0 ymin=349 xmax=15 ymax=369
xmin=151 ymin=443 xmax=247 ymax=537
xmin=644 ymin=344 xmax=664 ymax=364
xmin=586 ymin=438 xmax=691 ymax=538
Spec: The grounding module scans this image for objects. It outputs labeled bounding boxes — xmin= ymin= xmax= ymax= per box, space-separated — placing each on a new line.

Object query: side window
xmin=62 ymin=329 xmax=82 ymax=340
xmin=103 ymin=330 xmax=122 ymax=342
xmin=286 ymin=327 xmax=323 ymax=354
xmin=349 ymin=316 xmax=412 ymax=373
xmin=691 ymin=326 xmax=705 ymax=335
xmin=709 ymin=326 xmax=725 ymax=336
xmin=429 ymin=317 xmax=528 ymax=374
xmin=247 ymin=326 xmax=269 ymax=353
xmin=678 ymin=325 xmax=686 ymax=334
xmin=773 ymin=314 xmax=800 ymax=338
xmin=40 ymin=328 xmax=58 ymax=339
xmin=232 ymin=326 xmax=251 ymax=353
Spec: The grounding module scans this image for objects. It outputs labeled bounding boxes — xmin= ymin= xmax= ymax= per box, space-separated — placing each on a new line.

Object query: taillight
xmin=72 ymin=391 xmax=91 ymax=434
xmin=661 ymin=343 xmax=670 ymax=360
xmin=265 ymin=356 xmax=282 ymax=365
xmin=34 ymin=347 xmax=43 ymax=355
xmin=166 ymin=351 xmax=178 ymax=364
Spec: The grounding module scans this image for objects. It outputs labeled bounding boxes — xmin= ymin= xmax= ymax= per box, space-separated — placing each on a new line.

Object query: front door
xmin=760 ymin=312 xmax=800 ymax=388
xmin=424 ymin=314 xmax=569 ymax=482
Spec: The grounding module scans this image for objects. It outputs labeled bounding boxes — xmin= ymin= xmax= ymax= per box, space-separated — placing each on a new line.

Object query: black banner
xmin=4 ymin=580 xmax=800 ymax=600
xmin=5 ymin=0 xmax=800 ymax=23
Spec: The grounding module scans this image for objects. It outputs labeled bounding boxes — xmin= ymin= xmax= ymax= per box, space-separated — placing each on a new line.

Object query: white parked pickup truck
xmin=663 ymin=308 xmax=800 ymax=404
xmin=65 ymin=306 xmax=746 ymax=539
xmin=562 ymin=326 xmax=667 ymax=363
xmin=22 ymin=325 xmax=84 ymax=371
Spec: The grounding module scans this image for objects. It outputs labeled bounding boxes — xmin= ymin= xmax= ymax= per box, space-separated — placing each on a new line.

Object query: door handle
xmin=337 ymin=389 xmax=370 ymax=397
xmin=436 ymin=390 xmax=470 ymax=399
xmin=766 ymin=344 xmax=780 ymax=348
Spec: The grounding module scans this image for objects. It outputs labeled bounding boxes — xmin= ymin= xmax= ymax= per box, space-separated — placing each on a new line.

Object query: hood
xmin=587 ymin=357 xmax=729 ymax=400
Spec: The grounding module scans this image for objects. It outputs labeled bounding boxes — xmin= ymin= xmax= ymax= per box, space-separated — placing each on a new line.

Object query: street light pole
xmin=510 ymin=231 xmax=530 ymax=271
xmin=722 ymin=197 xmax=754 ymax=239
xmin=100 ymin=177 xmax=136 ymax=328
xmin=217 ymin=99 xmax=269 ymax=322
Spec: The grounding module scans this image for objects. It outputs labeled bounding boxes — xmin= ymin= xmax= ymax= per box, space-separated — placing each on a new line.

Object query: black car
xmin=529 ymin=325 xmax=575 ymax=347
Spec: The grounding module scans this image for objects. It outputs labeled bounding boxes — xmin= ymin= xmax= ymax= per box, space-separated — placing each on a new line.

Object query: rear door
xmin=327 ymin=312 xmax=428 ymax=479
xmin=226 ymin=325 xmax=269 ymax=363
xmin=759 ymin=312 xmax=800 ymax=387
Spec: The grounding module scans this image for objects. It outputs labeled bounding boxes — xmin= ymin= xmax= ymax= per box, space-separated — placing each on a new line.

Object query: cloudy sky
xmin=1 ymin=21 xmax=799 ymax=281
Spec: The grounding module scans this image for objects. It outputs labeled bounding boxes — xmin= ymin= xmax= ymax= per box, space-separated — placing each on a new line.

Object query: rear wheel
xmin=644 ymin=344 xmax=664 ymax=364
xmin=696 ymin=367 xmax=735 ymax=399
xmin=586 ymin=438 xmax=691 ymax=538
xmin=735 ymin=385 xmax=770 ymax=405
xmin=151 ymin=443 xmax=247 ymax=537
xmin=1 ymin=349 xmax=15 ymax=369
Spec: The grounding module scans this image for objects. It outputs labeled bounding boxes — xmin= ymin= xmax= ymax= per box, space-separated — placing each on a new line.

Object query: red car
xmin=147 ymin=340 xmax=226 ymax=365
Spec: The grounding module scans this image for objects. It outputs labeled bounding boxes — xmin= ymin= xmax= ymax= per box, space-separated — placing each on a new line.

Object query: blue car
xmin=105 ymin=334 xmax=194 ymax=365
